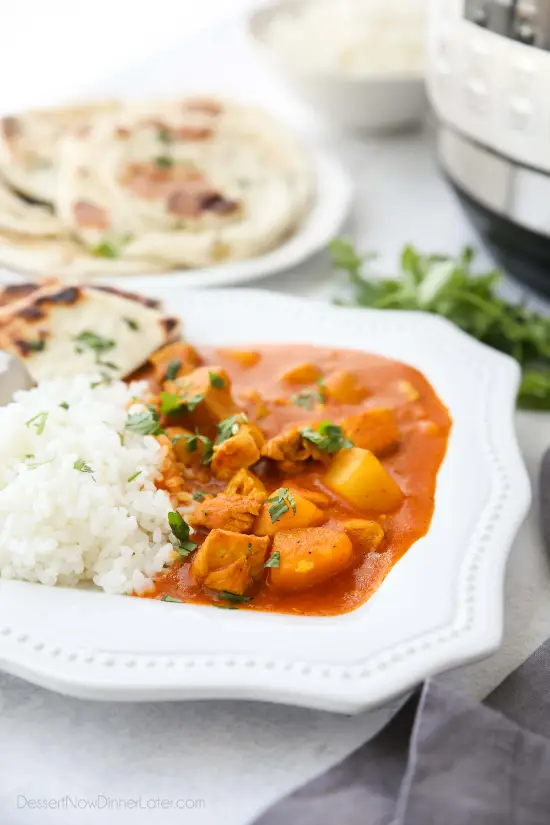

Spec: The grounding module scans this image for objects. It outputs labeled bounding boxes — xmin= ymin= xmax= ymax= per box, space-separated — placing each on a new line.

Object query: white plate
xmin=0 ymin=291 xmax=530 ymax=713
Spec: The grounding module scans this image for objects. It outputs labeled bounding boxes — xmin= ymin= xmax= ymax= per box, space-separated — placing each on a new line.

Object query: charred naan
xmin=0 ymin=283 xmax=180 ymax=381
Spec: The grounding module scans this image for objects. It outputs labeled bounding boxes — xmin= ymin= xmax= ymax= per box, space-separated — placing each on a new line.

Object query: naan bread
xmin=0 ymin=177 xmax=64 ymax=237
xmin=0 ymin=282 xmax=180 ymax=381
xmin=0 ymin=101 xmax=119 ymax=204
xmin=55 ymin=97 xmax=315 ymax=268
xmin=0 ymin=227 xmax=165 ymax=280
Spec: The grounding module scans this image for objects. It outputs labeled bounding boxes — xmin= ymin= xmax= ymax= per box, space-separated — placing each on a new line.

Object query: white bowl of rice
xmin=249 ymin=0 xmax=428 ymax=132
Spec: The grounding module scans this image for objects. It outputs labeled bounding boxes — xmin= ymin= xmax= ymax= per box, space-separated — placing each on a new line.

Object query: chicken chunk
xmin=211 ymin=424 xmax=264 ymax=481
xmin=188 ymin=491 xmax=266 ymax=533
xmin=261 ymin=427 xmax=321 ymax=474
xmin=192 ymin=529 xmax=270 ymax=594
xmin=226 ymin=468 xmax=266 ymax=497
xmin=164 ymin=366 xmax=239 ymax=438
xmin=279 ymin=362 xmax=322 ymax=385
xmin=341 ymin=408 xmax=400 ymax=456
xmin=343 ymin=519 xmax=385 ymax=552
xmin=150 ymin=342 xmax=201 ymax=384
xmin=238 ymin=388 xmax=270 ymax=420
xmin=204 ymin=558 xmax=251 ymax=595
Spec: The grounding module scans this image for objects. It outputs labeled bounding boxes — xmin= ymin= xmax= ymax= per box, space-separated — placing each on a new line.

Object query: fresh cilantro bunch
xmin=330 ymin=239 xmax=550 ymax=411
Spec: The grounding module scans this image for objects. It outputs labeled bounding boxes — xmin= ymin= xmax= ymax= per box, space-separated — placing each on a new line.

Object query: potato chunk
xmin=324 ymin=370 xmax=368 ymax=404
xmin=150 ymin=342 xmax=201 ymax=384
xmin=269 ymin=528 xmax=353 ymax=592
xmin=343 ymin=519 xmax=384 ymax=552
xmin=212 ymin=425 xmax=264 ymax=481
xmin=280 ymin=362 xmax=322 ymax=385
xmin=341 ymin=408 xmax=400 ymax=456
xmin=324 ymin=447 xmax=403 ymax=512
xmin=218 ymin=349 xmax=261 ymax=368
xmin=192 ymin=529 xmax=270 ymax=591
xmin=254 ymin=488 xmax=325 ymax=537
xmin=166 ymin=366 xmax=238 ymax=437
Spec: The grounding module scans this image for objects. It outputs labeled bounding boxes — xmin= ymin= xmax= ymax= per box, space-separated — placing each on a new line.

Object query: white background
xmin=0 ymin=0 xmax=257 ymax=112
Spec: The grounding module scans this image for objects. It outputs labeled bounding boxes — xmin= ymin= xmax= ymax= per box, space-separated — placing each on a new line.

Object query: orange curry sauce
xmin=142 ymin=344 xmax=451 ymax=616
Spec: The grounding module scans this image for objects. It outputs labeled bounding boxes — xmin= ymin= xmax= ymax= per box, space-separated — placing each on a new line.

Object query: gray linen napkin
xmin=254 ymin=646 xmax=550 ymax=825
xmin=252 ymin=453 xmax=550 ymax=825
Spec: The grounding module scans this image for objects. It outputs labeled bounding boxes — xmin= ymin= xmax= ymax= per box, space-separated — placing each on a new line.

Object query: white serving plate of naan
xmin=91 ymin=148 xmax=353 ymax=290
xmin=0 ymin=291 xmax=530 ymax=713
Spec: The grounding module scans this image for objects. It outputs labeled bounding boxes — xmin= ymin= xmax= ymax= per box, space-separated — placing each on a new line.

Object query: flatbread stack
xmin=0 ymin=97 xmax=315 ymax=280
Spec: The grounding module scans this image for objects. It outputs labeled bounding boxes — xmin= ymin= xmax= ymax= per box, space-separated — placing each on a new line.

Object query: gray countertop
xmin=1 ymin=17 xmax=550 ymax=825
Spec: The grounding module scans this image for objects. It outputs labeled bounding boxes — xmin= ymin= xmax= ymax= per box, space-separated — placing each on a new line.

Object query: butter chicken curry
xmin=137 ymin=342 xmax=451 ymax=616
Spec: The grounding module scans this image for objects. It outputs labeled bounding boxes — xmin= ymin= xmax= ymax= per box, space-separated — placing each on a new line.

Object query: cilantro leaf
xmin=164 ymin=359 xmax=181 ymax=381
xmin=216 ymin=413 xmax=248 ymax=445
xmin=300 ymin=420 xmax=353 ymax=454
xmin=209 ymin=371 xmax=225 ymax=389
xmin=125 ymin=409 xmax=163 ymax=436
xmin=74 ymin=457 xmax=94 ymax=474
xmin=290 ymin=389 xmax=324 ymax=410
xmin=265 ymin=488 xmax=297 ymax=524
xmin=168 ymin=511 xmax=198 ymax=557
xmin=331 ymin=239 xmax=550 ymax=411
xmin=216 ymin=591 xmax=252 ymax=604
xmin=25 ymin=411 xmax=48 ymax=435
xmin=264 ymin=551 xmax=281 ymax=569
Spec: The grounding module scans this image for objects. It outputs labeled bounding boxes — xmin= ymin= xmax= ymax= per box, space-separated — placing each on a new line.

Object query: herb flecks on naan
xmin=0 ymin=283 xmax=180 ymax=381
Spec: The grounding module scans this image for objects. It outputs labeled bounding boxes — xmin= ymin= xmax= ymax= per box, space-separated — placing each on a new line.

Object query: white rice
xmin=0 ymin=375 xmax=177 ymax=594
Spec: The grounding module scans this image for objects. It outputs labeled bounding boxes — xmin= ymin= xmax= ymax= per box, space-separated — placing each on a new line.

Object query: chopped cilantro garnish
xmin=127 ymin=471 xmax=141 ymax=483
xmin=300 ymin=421 xmax=353 ymax=454
xmin=160 ymin=392 xmax=184 ymax=415
xmin=192 ymin=491 xmax=206 ymax=501
xmin=164 ymin=359 xmax=181 ymax=381
xmin=264 ymin=551 xmax=281 ymax=569
xmin=183 ymin=393 xmax=204 ymax=412
xmin=117 ymin=431 xmax=125 ymax=446
xmin=290 ymin=389 xmax=324 ymax=410
xmin=91 ymin=241 xmax=119 ymax=259
xmin=183 ymin=432 xmax=214 ymax=464
xmin=157 ymin=126 xmax=173 ymax=144
xmin=59 ymin=401 xmax=69 ymax=410
xmin=74 ymin=330 xmax=115 ymax=361
xmin=26 ymin=458 xmax=54 ymax=470
xmin=216 ymin=591 xmax=252 ymax=604
xmin=25 ymin=411 xmax=48 ymax=435
xmin=161 ymin=594 xmax=184 ymax=603
xmin=209 ymin=372 xmax=225 ymax=389
xmin=125 ymin=409 xmax=163 ymax=436
xmin=123 ymin=317 xmax=139 ymax=331
xmin=155 ymin=155 xmax=174 ymax=168
xmin=168 ymin=511 xmax=198 ymax=557
xmin=74 ymin=457 xmax=94 ymax=474
xmin=265 ymin=488 xmax=297 ymax=524
xmin=216 ymin=413 xmax=248 ymax=445
xmin=25 ymin=339 xmax=45 ymax=352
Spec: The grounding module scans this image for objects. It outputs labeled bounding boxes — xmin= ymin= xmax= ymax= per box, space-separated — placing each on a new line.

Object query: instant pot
xmin=428 ymin=0 xmax=550 ymax=297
